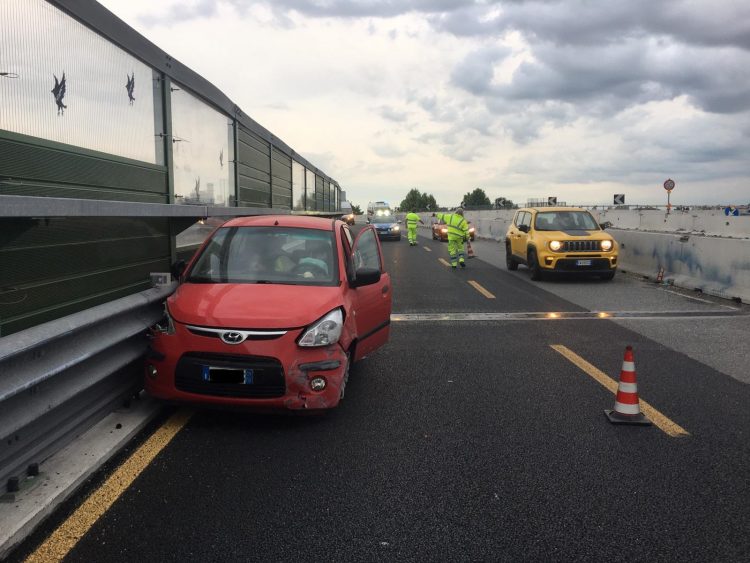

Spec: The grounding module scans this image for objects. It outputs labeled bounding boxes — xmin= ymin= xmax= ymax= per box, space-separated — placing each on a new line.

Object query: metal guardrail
xmin=0 ymin=283 xmax=175 ymax=492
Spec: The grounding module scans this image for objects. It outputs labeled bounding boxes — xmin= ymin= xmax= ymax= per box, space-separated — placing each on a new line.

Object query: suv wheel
xmin=528 ymin=249 xmax=543 ymax=281
xmin=505 ymin=243 xmax=518 ymax=271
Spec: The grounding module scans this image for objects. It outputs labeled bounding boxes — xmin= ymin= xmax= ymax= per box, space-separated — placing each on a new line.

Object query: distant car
xmin=368 ymin=212 xmax=401 ymax=241
xmin=505 ymin=207 xmax=618 ymax=281
xmin=431 ymin=219 xmax=475 ymax=241
xmin=145 ymin=215 xmax=392 ymax=412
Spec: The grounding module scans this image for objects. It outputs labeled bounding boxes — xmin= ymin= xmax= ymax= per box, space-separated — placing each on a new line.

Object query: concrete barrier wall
xmin=414 ymin=209 xmax=750 ymax=303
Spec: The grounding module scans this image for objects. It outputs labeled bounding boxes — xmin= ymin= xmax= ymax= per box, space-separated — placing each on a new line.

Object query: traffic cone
xmin=466 ymin=240 xmax=476 ymax=258
xmin=604 ymin=346 xmax=652 ymax=426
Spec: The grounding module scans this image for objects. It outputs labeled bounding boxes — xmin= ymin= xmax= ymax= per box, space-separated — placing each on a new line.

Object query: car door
xmin=350 ymin=226 xmax=392 ymax=361
xmin=510 ymin=211 xmax=530 ymax=259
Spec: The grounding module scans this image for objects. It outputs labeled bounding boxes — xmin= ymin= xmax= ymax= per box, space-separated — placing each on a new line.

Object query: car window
xmin=187 ymin=226 xmax=337 ymax=285
xmin=535 ymin=211 xmax=599 ymax=231
xmin=352 ymin=228 xmax=382 ymax=271
xmin=517 ymin=212 xmax=531 ymax=228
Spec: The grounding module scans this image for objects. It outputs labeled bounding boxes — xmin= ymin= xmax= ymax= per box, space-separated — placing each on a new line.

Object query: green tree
xmin=351 ymin=203 xmax=363 ymax=215
xmin=399 ymin=189 xmax=439 ymax=212
xmin=462 ymin=188 xmax=491 ymax=207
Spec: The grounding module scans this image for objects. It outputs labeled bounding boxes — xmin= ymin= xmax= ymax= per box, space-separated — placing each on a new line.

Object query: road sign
xmin=663 ymin=178 xmax=675 ymax=191
xmin=724 ymin=206 xmax=739 ymax=216
xmin=614 ymin=194 xmax=625 ymax=205
xmin=547 ymin=196 xmax=557 ymax=206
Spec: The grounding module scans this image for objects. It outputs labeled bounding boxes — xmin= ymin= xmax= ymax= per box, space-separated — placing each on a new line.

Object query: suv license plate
xmin=576 ymin=259 xmax=592 ymax=266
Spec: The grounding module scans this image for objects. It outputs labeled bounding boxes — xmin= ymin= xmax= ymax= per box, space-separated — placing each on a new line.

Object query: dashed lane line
xmin=25 ymin=409 xmax=194 ymax=563
xmin=468 ymin=280 xmax=496 ymax=299
xmin=550 ymin=344 xmax=690 ymax=438
xmin=438 ymin=258 xmax=451 ymax=267
xmin=423 ymin=246 xmax=432 ymax=252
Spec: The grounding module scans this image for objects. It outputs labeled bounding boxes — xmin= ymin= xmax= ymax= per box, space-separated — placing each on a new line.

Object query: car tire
xmin=600 ymin=271 xmax=615 ymax=281
xmin=505 ymin=243 xmax=518 ymax=271
xmin=528 ymin=249 xmax=543 ymax=281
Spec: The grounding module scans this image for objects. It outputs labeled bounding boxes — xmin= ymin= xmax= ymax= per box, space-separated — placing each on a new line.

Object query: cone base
xmin=604 ymin=409 xmax=652 ymax=426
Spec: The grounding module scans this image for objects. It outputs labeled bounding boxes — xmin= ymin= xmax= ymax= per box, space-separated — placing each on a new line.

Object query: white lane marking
xmin=390 ymin=310 xmax=745 ymax=322
xmin=659 ymin=288 xmax=738 ymax=309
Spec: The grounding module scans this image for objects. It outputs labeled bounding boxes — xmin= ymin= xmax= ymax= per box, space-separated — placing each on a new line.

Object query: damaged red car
xmin=146 ymin=215 xmax=391 ymax=412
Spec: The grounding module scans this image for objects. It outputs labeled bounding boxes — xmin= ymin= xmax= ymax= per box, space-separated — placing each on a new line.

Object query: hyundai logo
xmin=221 ymin=331 xmax=245 ymax=344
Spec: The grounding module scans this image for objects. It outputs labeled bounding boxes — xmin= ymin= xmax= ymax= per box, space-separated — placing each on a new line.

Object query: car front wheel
xmin=528 ymin=249 xmax=543 ymax=281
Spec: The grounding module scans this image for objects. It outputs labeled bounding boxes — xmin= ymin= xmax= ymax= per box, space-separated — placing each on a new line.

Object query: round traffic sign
xmin=663 ymin=178 xmax=675 ymax=191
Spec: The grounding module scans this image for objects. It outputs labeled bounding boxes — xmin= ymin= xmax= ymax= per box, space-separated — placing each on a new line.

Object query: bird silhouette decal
xmin=219 ymin=148 xmax=224 ymax=169
xmin=194 ymin=177 xmax=201 ymax=201
xmin=126 ymin=72 xmax=135 ymax=104
xmin=51 ymin=72 xmax=67 ymax=115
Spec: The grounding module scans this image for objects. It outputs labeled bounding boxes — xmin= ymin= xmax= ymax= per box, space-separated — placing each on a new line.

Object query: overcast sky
xmin=97 ymin=0 xmax=750 ymax=209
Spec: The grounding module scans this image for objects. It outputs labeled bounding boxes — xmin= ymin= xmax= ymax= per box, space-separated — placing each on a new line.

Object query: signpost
xmin=724 ymin=206 xmax=739 ymax=216
xmin=663 ymin=178 xmax=675 ymax=214
xmin=547 ymin=196 xmax=557 ymax=206
xmin=614 ymin=194 xmax=625 ymax=205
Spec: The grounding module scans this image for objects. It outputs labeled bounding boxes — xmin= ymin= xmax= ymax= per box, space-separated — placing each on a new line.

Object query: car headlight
xmin=549 ymin=240 xmax=562 ymax=251
xmin=601 ymin=239 xmax=613 ymax=251
xmin=153 ymin=303 xmax=176 ymax=335
xmin=441 ymin=228 xmax=447 ymax=233
xmin=393 ymin=225 xmax=400 ymax=231
xmin=469 ymin=227 xmax=475 ymax=232
xmin=298 ymin=308 xmax=343 ymax=347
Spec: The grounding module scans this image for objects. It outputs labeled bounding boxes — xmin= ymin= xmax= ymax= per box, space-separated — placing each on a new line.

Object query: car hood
xmin=168 ymin=283 xmax=343 ymax=329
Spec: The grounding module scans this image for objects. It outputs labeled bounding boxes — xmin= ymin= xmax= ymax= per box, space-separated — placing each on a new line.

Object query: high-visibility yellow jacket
xmin=435 ymin=212 xmax=469 ymax=240
xmin=405 ymin=212 xmax=422 ymax=227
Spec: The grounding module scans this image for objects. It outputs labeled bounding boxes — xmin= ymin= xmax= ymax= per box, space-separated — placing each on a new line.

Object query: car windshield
xmin=534 ymin=211 xmax=599 ymax=231
xmin=187 ymin=226 xmax=337 ymax=285
xmin=370 ymin=214 xmax=397 ymax=224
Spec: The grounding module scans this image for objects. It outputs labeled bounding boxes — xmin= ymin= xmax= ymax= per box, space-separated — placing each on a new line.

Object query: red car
xmin=146 ymin=216 xmax=391 ymax=412
xmin=431 ymin=219 xmax=476 ymax=241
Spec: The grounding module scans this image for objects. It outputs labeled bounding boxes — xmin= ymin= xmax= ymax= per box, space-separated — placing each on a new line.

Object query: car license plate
xmin=202 ymin=366 xmax=254 ymax=384
xmin=576 ymin=259 xmax=592 ymax=266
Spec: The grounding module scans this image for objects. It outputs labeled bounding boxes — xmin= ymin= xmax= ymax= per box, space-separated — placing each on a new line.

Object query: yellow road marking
xmin=25 ymin=409 xmax=194 ymax=563
xmin=550 ymin=345 xmax=690 ymax=438
xmin=438 ymin=258 xmax=451 ymax=267
xmin=423 ymin=246 xmax=432 ymax=252
xmin=468 ymin=280 xmax=496 ymax=299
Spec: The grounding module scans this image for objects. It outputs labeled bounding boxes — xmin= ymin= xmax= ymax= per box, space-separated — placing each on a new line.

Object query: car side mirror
xmin=351 ymin=267 xmax=381 ymax=288
xmin=518 ymin=224 xmax=529 ymax=233
xmin=170 ymin=259 xmax=186 ymax=280
xmin=599 ymin=222 xmax=612 ymax=229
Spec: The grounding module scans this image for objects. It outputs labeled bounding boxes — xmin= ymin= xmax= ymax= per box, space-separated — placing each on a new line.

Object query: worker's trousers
xmin=447 ymin=237 xmax=465 ymax=267
xmin=407 ymin=225 xmax=417 ymax=244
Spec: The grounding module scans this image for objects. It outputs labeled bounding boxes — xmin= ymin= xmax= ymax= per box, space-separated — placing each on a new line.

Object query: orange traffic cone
xmin=605 ymin=346 xmax=652 ymax=425
xmin=466 ymin=240 xmax=476 ymax=258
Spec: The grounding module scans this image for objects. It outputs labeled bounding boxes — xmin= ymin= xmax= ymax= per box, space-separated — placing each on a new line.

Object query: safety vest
xmin=406 ymin=212 xmax=421 ymax=227
xmin=436 ymin=213 xmax=468 ymax=239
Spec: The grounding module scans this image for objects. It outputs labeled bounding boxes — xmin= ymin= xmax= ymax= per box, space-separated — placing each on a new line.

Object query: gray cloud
xmin=378 ymin=105 xmax=409 ymax=122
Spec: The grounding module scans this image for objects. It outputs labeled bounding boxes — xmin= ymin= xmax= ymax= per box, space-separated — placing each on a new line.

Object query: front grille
xmin=561 ymin=240 xmax=601 ymax=252
xmin=555 ymin=258 xmax=611 ymax=271
xmin=175 ymin=352 xmax=285 ymax=398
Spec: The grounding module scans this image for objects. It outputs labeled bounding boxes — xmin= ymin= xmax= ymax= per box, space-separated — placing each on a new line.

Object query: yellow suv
xmin=505 ymin=207 xmax=618 ymax=281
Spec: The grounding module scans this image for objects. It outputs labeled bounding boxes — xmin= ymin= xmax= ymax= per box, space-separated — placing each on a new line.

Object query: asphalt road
xmin=8 ymin=228 xmax=750 ymax=562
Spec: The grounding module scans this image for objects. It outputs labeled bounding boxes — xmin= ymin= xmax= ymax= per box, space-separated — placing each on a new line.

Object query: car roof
xmin=221 ymin=215 xmax=336 ymax=230
xmin=521 ymin=207 xmax=588 ymax=212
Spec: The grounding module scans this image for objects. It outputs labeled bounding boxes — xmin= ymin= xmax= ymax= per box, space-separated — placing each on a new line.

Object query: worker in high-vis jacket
xmin=432 ymin=208 xmax=470 ymax=268
xmin=405 ymin=210 xmax=424 ymax=246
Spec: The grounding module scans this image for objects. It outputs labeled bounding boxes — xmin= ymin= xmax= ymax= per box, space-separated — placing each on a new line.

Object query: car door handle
xmin=382 ymin=285 xmax=389 ymax=294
